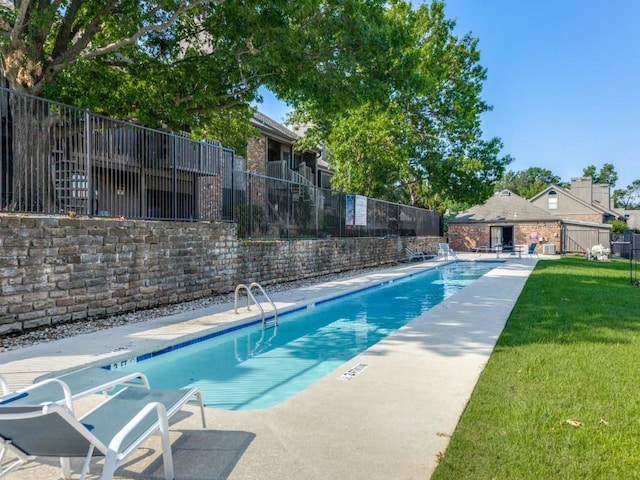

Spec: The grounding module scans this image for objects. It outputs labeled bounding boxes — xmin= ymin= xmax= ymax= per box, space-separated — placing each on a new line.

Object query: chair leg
xmin=100 ymin=451 xmax=118 ymax=480
xmin=0 ymin=442 xmax=27 ymax=479
xmin=194 ymin=390 xmax=207 ymax=428
xmin=158 ymin=412 xmax=175 ymax=480
xmin=79 ymin=446 xmax=94 ymax=479
xmin=60 ymin=457 xmax=72 ymax=479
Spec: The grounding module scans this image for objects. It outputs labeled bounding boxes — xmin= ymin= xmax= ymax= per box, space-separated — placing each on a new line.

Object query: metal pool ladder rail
xmin=234 ymin=282 xmax=278 ymax=328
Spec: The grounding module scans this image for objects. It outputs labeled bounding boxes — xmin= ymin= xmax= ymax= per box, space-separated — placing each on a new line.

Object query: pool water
xmin=116 ymin=261 xmax=496 ymax=410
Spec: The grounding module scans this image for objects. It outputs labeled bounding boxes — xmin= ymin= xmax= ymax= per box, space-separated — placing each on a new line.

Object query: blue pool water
xmin=116 ymin=261 xmax=496 ymax=410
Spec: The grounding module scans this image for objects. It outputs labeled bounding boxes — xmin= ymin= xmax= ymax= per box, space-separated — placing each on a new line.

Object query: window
xmin=548 ymin=191 xmax=558 ymax=210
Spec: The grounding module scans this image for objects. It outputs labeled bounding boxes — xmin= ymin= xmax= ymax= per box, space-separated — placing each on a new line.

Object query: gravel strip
xmin=0 ymin=266 xmax=393 ymax=353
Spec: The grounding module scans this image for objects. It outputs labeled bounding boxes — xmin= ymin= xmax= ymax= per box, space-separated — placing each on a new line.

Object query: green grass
xmin=431 ymin=257 xmax=640 ymax=480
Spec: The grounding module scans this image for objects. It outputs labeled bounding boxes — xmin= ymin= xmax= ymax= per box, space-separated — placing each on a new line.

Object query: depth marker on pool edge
xmin=339 ymin=363 xmax=368 ymax=380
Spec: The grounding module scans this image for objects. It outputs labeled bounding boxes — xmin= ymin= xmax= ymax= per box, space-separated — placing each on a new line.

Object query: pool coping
xmin=0 ymin=253 xmax=542 ymax=479
xmin=0 ymin=257 xmax=473 ymax=384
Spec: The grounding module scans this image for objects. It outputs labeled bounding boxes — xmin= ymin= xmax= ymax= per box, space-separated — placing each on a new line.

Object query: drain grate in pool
xmin=338 ymin=363 xmax=368 ymax=380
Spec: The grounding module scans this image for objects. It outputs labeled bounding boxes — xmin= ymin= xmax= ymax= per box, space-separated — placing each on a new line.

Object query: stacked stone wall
xmin=237 ymin=238 xmax=402 ymax=286
xmin=0 ymin=214 xmax=441 ymax=334
xmin=0 ymin=216 xmax=240 ymax=334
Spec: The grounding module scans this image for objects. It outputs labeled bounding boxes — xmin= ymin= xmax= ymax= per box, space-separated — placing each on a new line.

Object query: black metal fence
xmin=630 ymin=234 xmax=639 ymax=285
xmin=0 ymin=87 xmax=440 ymax=239
xmin=0 ymin=86 xmax=236 ymax=221
xmin=233 ymin=170 xmax=441 ymax=239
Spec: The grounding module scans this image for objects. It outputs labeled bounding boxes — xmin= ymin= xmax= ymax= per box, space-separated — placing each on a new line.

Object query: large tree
xmin=3 ymin=0 xmax=399 ymax=137
xmin=0 ymin=0 xmax=400 ymax=208
xmin=613 ymin=179 xmax=640 ymax=210
xmin=1 ymin=0 xmax=511 ymax=213
xmin=583 ymin=163 xmax=618 ymax=187
xmin=318 ymin=1 xmax=511 ymax=209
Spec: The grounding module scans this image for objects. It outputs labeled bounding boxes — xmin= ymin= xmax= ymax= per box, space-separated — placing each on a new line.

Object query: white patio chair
xmin=438 ymin=243 xmax=457 ymax=260
xmin=0 ymin=386 xmax=206 ymax=479
xmin=0 ymin=367 xmax=150 ymax=408
xmin=405 ymin=247 xmax=428 ymax=262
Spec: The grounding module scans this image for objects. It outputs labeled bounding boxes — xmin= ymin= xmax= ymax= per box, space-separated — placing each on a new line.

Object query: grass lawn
xmin=431 ymin=256 xmax=640 ymax=480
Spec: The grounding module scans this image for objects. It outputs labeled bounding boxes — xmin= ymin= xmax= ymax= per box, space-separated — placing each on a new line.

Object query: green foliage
xmin=2 ymin=0 xmax=511 ymax=212
xmin=613 ymin=179 xmax=640 ymax=209
xmin=496 ymin=167 xmax=561 ymax=199
xmin=607 ymin=219 xmax=628 ymax=233
xmin=316 ymin=1 xmax=512 ymax=209
xmin=582 ymin=163 xmax=618 ymax=187
xmin=234 ymin=204 xmax=265 ymax=239
xmin=4 ymin=0 xmax=413 ymax=149
xmin=327 ymin=102 xmax=415 ymax=199
xmin=432 ymin=258 xmax=640 ymax=480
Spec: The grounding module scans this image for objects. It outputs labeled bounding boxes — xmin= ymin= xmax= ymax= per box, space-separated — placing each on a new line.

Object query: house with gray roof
xmin=449 ymin=182 xmax=616 ymax=255
xmin=529 ymin=176 xmax=622 ymax=224
xmin=448 ymin=190 xmax=561 ymax=255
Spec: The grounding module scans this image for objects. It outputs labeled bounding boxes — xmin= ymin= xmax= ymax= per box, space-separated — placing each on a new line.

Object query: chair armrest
xmin=107 ymin=401 xmax=169 ymax=454
xmin=0 ymin=374 xmax=10 ymax=396
xmin=13 ymin=378 xmax=75 ymax=412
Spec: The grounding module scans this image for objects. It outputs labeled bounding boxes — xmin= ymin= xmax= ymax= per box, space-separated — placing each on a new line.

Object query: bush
xmin=234 ymin=204 xmax=265 ymax=238
xmin=608 ymin=219 xmax=629 ymax=234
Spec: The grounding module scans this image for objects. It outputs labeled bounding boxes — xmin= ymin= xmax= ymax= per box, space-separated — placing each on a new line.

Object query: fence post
xmin=84 ymin=109 xmax=94 ymax=216
xmin=173 ymin=134 xmax=178 ymax=220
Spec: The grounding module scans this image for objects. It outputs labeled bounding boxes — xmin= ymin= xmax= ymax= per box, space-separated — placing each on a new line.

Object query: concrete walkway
xmin=0 ymin=253 xmax=541 ymax=479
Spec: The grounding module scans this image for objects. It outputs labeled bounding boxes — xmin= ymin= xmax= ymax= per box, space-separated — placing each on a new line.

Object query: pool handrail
xmin=234 ymin=283 xmax=278 ymax=328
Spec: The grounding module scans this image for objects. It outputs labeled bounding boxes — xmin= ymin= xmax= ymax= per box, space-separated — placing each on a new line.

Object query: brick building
xmin=449 ymin=177 xmax=623 ymax=255
xmin=245 ymin=112 xmax=332 ymax=189
xmin=448 ymin=190 xmax=561 ymax=255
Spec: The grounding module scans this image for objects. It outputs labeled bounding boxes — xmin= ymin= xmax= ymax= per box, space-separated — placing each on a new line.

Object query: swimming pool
xmin=115 ymin=261 xmax=497 ymax=410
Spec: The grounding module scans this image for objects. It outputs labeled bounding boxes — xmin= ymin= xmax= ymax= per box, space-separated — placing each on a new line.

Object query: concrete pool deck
xmin=0 ymin=253 xmax=544 ymax=479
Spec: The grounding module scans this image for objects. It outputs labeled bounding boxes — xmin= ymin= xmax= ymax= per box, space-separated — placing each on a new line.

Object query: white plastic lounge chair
xmin=0 ymin=367 xmax=150 ymax=408
xmin=438 ymin=243 xmax=457 ymax=260
xmin=405 ymin=247 xmax=428 ymax=262
xmin=0 ymin=367 xmax=154 ymax=477
xmin=0 ymin=386 xmax=206 ymax=480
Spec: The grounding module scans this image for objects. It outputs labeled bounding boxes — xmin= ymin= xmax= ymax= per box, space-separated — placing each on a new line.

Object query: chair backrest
xmin=528 ymin=243 xmax=537 ymax=253
xmin=439 ymin=243 xmax=450 ymax=252
xmin=0 ymin=404 xmax=101 ymax=458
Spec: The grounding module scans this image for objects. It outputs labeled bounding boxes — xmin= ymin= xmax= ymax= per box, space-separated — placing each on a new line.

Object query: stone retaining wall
xmin=0 ymin=215 xmax=442 ymax=334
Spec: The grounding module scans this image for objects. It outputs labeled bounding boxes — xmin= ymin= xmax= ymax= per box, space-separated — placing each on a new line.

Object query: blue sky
xmin=255 ymin=0 xmax=639 ymax=190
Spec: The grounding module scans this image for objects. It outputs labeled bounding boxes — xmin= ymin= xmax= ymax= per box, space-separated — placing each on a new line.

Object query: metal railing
xmin=231 ymin=170 xmax=440 ymax=239
xmin=0 ymin=87 xmax=441 ymax=239
xmin=0 ymin=86 xmax=236 ymax=221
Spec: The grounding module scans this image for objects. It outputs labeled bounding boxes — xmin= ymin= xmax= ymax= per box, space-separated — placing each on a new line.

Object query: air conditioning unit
xmin=542 ymin=244 xmax=556 ymax=255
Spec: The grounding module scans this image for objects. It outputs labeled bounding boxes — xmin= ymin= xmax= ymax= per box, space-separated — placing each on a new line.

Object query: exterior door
xmin=490 ymin=226 xmax=502 ymax=248
xmin=490 ymin=226 xmax=514 ymax=248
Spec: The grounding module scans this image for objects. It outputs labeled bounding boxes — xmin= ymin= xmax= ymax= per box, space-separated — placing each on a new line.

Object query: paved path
xmin=0 ymin=254 xmax=540 ymax=479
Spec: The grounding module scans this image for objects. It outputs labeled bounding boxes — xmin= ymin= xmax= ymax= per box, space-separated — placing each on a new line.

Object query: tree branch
xmin=34 ymin=0 xmax=220 ymax=91
xmin=80 ymin=0 xmax=217 ymax=61
xmin=49 ymin=0 xmax=85 ymax=60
